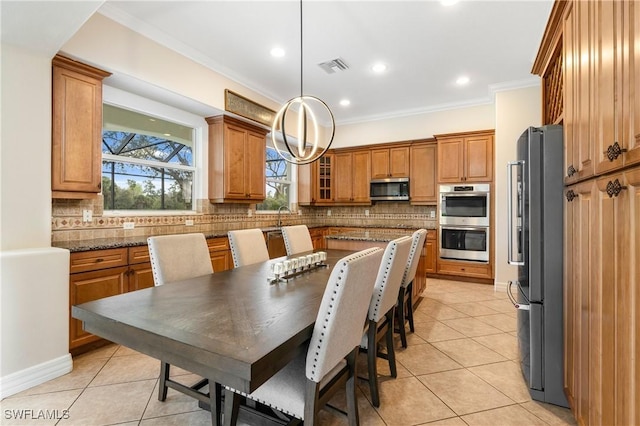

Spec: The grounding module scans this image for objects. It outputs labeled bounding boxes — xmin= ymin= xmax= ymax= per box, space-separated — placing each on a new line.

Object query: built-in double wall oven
xmin=439 ymin=184 xmax=490 ymax=263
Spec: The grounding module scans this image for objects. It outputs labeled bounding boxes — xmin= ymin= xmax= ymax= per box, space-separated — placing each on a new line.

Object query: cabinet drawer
xmin=436 ymin=260 xmax=491 ymax=278
xmin=128 ymin=245 xmax=150 ymax=264
xmin=70 ymin=248 xmax=128 ymax=274
xmin=207 ymin=237 xmax=230 ymax=252
xmin=427 ymin=229 xmax=437 ymax=241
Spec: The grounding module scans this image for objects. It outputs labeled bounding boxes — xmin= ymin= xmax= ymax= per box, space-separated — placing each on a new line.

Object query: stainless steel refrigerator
xmin=507 ymin=125 xmax=568 ymax=407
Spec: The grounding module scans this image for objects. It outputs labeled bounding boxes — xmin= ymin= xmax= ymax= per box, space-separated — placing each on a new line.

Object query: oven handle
xmin=507 ymin=160 xmax=524 ymax=266
xmin=440 ymin=192 xmax=489 ymax=197
xmin=439 ymin=226 xmax=488 ymax=232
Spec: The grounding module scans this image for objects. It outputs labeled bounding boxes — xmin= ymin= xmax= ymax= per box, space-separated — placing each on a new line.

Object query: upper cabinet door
xmin=206 ymin=115 xmax=268 ymax=203
xmin=370 ymin=146 xmax=409 ymax=178
xmin=436 ymin=131 xmax=494 ymax=183
xmin=51 ymin=55 xmax=111 ymax=198
xmin=436 ymin=138 xmax=465 ymax=183
xmin=465 ymin=134 xmax=493 ymax=182
xmin=388 ymin=147 xmax=410 ymax=177
xmin=410 ymin=141 xmax=437 ymax=204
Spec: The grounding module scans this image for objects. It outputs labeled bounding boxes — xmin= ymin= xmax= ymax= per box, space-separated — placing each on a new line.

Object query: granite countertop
xmin=53 ymin=224 xmax=433 ymax=252
xmin=325 ymin=230 xmax=414 ymax=243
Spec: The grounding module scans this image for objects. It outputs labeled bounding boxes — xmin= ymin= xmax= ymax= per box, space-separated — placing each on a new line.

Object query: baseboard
xmin=0 ymin=354 xmax=72 ymax=399
xmin=494 ymin=280 xmax=508 ymax=293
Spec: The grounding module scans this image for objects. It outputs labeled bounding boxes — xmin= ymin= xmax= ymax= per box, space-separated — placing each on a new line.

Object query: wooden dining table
xmin=72 ymin=249 xmax=355 ymax=414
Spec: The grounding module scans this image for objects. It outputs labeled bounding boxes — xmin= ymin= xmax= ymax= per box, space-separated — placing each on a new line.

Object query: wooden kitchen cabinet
xmin=126 ymin=245 xmax=154 ymax=292
xmin=563 ymin=167 xmax=640 ymax=425
xmin=409 ymin=140 xmax=437 ymax=204
xmin=310 ymin=227 xmax=326 ymax=250
xmin=534 ymin=1 xmax=640 ymax=423
xmin=207 ymin=237 xmax=232 ymax=272
xmin=206 ymin=115 xmax=268 ymax=203
xmin=51 ymin=55 xmax=111 ymax=199
xmin=425 ymin=229 xmax=437 ymax=274
xmin=370 ymin=145 xmax=410 ymax=178
xmin=298 ymin=153 xmax=335 ymax=205
xmin=69 ymin=248 xmax=129 ymax=349
xmin=436 ymin=130 xmax=494 ymax=183
xmin=334 ymin=149 xmax=371 ymax=204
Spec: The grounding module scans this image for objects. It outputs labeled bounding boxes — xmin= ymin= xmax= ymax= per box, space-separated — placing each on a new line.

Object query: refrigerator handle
xmin=507 ymin=281 xmax=530 ymax=310
xmin=507 ymin=161 xmax=525 ymax=266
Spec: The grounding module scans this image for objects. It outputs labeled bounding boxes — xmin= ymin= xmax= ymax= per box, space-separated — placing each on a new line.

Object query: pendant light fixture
xmin=271 ymin=0 xmax=335 ymax=165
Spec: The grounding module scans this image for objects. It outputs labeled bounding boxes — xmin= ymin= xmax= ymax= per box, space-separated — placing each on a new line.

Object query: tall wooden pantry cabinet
xmin=533 ymin=1 xmax=639 ymax=424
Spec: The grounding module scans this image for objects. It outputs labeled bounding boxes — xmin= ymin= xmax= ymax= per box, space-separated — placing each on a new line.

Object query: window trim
xmin=102 ymin=85 xmax=206 ymax=214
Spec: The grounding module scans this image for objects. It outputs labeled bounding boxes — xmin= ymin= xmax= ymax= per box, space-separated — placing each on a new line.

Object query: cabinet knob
xmin=604 ymin=141 xmax=627 ymax=162
xmin=605 ymin=178 xmax=627 ymax=198
xmin=96 ymin=258 xmax=104 ymax=263
xmin=567 ymin=165 xmax=577 ymax=177
xmin=566 ymin=190 xmax=579 ymax=202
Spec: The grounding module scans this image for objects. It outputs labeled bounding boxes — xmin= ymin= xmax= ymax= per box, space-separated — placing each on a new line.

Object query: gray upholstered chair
xmin=147 ymin=233 xmax=221 ymax=424
xmin=223 ymin=247 xmax=384 ymax=426
xmin=360 ymin=235 xmax=413 ymax=407
xmin=397 ymin=229 xmax=427 ymax=348
xmin=227 ymin=228 xmax=270 ymax=268
xmin=281 ymin=224 xmax=314 ymax=256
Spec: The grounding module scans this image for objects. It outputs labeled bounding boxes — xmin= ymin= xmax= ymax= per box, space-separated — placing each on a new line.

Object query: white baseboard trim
xmin=494 ymin=281 xmax=508 ymax=293
xmin=0 ymin=354 xmax=72 ymax=399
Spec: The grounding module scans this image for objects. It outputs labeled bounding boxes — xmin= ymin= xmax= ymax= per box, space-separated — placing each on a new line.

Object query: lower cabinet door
xmin=69 ymin=266 xmax=127 ymax=349
xmin=128 ymin=262 xmax=154 ymax=292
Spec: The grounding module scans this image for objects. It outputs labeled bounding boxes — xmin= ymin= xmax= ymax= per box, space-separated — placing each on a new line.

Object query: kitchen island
xmin=325 ymin=229 xmax=434 ymax=305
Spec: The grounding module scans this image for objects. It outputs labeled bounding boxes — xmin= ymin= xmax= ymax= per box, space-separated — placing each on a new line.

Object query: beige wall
xmin=333 ymin=103 xmax=495 ymax=147
xmin=0 ymin=44 xmax=53 ymax=250
xmin=61 ymin=13 xmax=280 ymax=120
xmin=494 ymin=86 xmax=542 ymax=290
xmin=0 ymin=44 xmax=71 ymax=397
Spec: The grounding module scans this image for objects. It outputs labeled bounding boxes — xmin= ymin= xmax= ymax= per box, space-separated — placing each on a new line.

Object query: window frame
xmin=256 ymin=144 xmax=298 ymax=213
xmin=101 ymin=85 xmax=205 ymax=215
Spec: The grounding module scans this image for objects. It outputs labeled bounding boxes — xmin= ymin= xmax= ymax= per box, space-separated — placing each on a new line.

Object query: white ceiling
xmin=99 ymin=0 xmax=553 ymax=125
xmin=1 ymin=0 xmax=553 ymax=125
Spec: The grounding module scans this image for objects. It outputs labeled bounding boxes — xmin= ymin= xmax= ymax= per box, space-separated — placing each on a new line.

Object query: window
xmin=256 ymin=147 xmax=291 ymax=211
xmin=101 ymin=104 xmax=195 ymax=211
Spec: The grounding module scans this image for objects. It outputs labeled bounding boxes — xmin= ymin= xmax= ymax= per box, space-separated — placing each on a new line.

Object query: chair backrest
xmin=147 ymin=233 xmax=213 ymax=286
xmin=227 ymin=228 xmax=270 ymax=268
xmin=282 ymin=225 xmax=314 ymax=256
xmin=368 ymin=236 xmax=413 ymax=323
xmin=401 ymin=229 xmax=428 ymax=289
xmin=306 ymin=247 xmax=383 ymax=383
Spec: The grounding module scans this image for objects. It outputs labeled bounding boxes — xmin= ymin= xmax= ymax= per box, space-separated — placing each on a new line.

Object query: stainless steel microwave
xmin=370 ymin=177 xmax=410 ymax=201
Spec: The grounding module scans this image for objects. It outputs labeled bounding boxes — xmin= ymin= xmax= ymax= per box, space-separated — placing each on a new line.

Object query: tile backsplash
xmin=52 ymin=197 xmax=436 ymax=242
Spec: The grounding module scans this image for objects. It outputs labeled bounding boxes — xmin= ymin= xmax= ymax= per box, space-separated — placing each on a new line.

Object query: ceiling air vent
xmin=318 ymin=57 xmax=349 ymax=74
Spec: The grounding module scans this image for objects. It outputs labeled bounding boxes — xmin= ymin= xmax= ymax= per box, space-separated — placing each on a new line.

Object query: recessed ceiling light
xmin=372 ymin=63 xmax=387 ymax=73
xmin=340 ymin=99 xmax=351 ymax=107
xmin=270 ymin=47 xmax=285 ymax=58
xmin=456 ymin=76 xmax=470 ymax=85
xmin=441 ymin=0 xmax=459 ymax=6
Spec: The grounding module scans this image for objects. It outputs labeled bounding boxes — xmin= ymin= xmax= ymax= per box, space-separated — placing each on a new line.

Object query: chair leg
xmin=407 ymin=282 xmax=415 ymax=333
xmin=158 ymin=361 xmax=170 ymax=401
xmin=223 ymin=389 xmax=240 ymax=426
xmin=210 ymin=382 xmax=222 ymax=426
xmin=385 ymin=311 xmax=397 ymax=378
xmin=345 ymin=349 xmax=359 ymax=426
xmin=304 ymin=379 xmax=320 ymax=426
xmin=367 ymin=320 xmax=380 ymax=408
xmin=397 ymin=288 xmax=408 ymax=348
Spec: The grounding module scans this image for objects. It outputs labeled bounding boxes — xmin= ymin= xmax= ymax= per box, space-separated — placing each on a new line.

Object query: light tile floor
xmin=1 ymin=279 xmax=577 ymax=425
